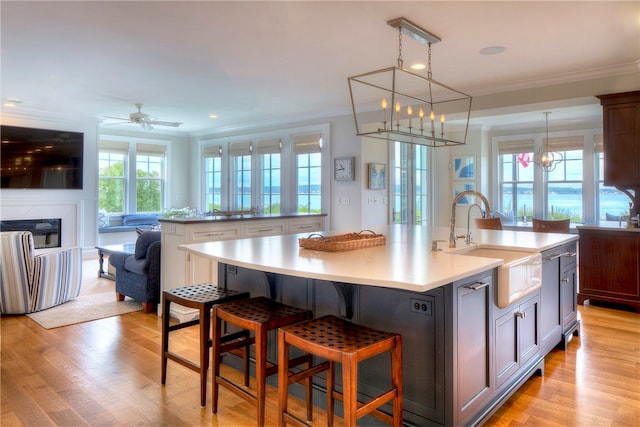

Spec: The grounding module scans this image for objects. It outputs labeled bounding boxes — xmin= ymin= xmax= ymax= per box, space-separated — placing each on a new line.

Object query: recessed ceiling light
xmin=410 ymin=63 xmax=426 ymax=70
xmin=479 ymin=46 xmax=506 ymax=55
xmin=208 ymin=114 xmax=218 ymax=119
xmin=3 ymin=99 xmax=22 ymax=107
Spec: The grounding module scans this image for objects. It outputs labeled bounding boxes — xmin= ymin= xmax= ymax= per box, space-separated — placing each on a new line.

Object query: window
xmin=98 ymin=140 xmax=167 ymax=215
xmin=229 ymin=141 xmax=252 ymax=211
xmin=497 ymin=139 xmax=534 ymax=221
xmin=257 ymin=138 xmax=281 ymax=214
xmin=203 ymin=144 xmax=223 ymax=212
xmin=541 ymin=137 xmax=583 ymax=222
xmin=98 ymin=141 xmax=128 ymax=214
xmin=198 ymin=125 xmax=327 ymax=218
xmin=293 ymin=133 xmax=323 ymax=214
xmin=494 ymin=131 xmax=616 ymax=225
xmin=392 ymin=142 xmax=430 ymax=225
xmin=136 ymin=147 xmax=165 ymax=213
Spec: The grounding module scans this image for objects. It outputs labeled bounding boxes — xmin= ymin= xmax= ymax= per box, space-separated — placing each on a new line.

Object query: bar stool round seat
xmin=278 ymin=315 xmax=403 ymax=427
xmin=212 ymin=296 xmax=313 ymax=427
xmin=161 ymin=284 xmax=250 ymax=407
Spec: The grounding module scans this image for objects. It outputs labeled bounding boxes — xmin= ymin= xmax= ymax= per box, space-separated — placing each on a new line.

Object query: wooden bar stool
xmin=474 ymin=217 xmax=503 ymax=230
xmin=278 ymin=315 xmax=403 ymax=427
xmin=212 ymin=296 xmax=313 ymax=426
xmin=532 ymin=218 xmax=570 ymax=233
xmin=161 ymin=284 xmax=250 ymax=407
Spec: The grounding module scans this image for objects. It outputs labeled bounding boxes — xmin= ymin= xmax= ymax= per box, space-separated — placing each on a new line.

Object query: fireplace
xmin=0 ymin=218 xmax=62 ymax=249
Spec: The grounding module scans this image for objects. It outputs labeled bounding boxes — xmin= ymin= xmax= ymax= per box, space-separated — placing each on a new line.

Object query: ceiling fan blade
xmin=103 ymin=115 xmax=132 ymax=121
xmin=147 ymin=120 xmax=182 ymax=127
xmin=105 ymin=121 xmax=132 ymax=126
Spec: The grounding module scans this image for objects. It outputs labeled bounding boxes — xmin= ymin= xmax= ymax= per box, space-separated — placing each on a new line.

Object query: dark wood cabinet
xmin=597 ymin=91 xmax=640 ymax=216
xmin=598 ymin=91 xmax=640 ymax=187
xmin=578 ymin=227 xmax=640 ymax=312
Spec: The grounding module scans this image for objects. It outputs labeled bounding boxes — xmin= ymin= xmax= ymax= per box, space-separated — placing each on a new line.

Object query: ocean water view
xmin=502 ymin=192 xmax=631 ymax=222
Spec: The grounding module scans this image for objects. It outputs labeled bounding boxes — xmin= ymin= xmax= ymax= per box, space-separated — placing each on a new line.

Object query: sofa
xmin=0 ymin=231 xmax=83 ymax=314
xmin=108 ymin=230 xmax=161 ymax=313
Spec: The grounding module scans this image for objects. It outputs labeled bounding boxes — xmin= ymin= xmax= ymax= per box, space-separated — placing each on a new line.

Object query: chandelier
xmin=534 ymin=112 xmax=563 ymax=172
xmin=347 ymin=17 xmax=472 ymax=147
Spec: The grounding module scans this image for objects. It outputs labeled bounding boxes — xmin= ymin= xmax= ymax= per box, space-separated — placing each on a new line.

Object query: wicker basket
xmin=298 ymin=230 xmax=386 ymax=252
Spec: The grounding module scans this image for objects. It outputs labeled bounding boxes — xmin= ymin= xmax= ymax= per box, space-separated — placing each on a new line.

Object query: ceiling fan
xmin=103 ymin=103 xmax=182 ymax=130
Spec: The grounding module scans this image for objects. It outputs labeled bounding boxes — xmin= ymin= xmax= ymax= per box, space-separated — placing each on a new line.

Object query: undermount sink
xmin=456 ymin=247 xmax=542 ymax=308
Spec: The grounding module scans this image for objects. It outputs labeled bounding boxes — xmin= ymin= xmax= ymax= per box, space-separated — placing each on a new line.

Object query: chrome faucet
xmin=449 ymin=190 xmax=492 ymax=248
xmin=465 ymin=203 xmax=483 ymax=244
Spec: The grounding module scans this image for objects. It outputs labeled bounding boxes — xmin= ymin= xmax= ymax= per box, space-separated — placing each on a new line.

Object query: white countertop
xmin=577 ymin=224 xmax=640 ymax=233
xmin=179 ymin=225 xmax=578 ymax=293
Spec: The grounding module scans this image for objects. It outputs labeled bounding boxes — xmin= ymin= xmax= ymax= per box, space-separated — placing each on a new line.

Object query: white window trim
xmin=492 ymin=127 xmax=603 ymax=224
xmin=198 ymin=123 xmax=330 ymax=217
xmin=99 ymin=135 xmax=171 ymax=215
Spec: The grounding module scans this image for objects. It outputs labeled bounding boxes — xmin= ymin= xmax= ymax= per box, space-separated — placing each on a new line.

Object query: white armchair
xmin=0 ymin=231 xmax=82 ymax=314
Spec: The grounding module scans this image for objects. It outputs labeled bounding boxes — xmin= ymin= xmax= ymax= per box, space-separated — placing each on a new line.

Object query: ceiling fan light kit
xmin=103 ymin=103 xmax=182 ymax=130
xmin=348 ymin=17 xmax=472 ymax=148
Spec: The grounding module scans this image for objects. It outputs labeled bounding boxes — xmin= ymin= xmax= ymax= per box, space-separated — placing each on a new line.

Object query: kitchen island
xmin=180 ymin=225 xmax=577 ymax=426
xmin=159 ymin=213 xmax=325 ymax=320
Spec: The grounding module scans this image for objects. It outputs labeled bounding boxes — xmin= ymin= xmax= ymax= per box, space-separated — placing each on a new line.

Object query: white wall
xmin=1 ymin=114 xmax=99 ymax=254
xmin=1 ymin=113 xmax=190 ymax=256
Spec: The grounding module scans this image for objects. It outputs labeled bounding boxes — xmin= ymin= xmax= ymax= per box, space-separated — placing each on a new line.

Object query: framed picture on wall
xmin=453 ymin=182 xmax=476 ymax=204
xmin=453 ymin=156 xmax=475 ymax=180
xmin=453 ymin=156 xmax=476 ymax=204
xmin=368 ymin=163 xmax=386 ymax=190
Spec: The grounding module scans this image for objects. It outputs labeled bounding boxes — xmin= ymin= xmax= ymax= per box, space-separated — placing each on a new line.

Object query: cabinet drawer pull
xmin=562 ymin=278 xmax=569 ymax=283
xmin=516 ymin=311 xmax=526 ymax=319
xmin=208 ymin=232 xmax=224 ymax=237
xmin=546 ymin=251 xmax=577 ymax=261
xmin=465 ymin=281 xmax=489 ymax=291
xmin=256 ymin=228 xmax=274 ymax=232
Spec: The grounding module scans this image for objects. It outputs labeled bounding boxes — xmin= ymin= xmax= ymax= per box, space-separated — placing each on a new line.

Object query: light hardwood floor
xmin=1 ymin=258 xmax=639 ymax=426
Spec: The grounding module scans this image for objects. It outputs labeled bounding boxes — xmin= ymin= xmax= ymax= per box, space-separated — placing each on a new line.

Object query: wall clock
xmin=334 ymin=156 xmax=355 ymax=181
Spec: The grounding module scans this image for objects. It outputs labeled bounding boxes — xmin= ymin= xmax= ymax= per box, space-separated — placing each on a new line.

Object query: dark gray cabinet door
xmin=561 ymin=250 xmax=577 ymax=329
xmin=454 ymin=273 xmax=493 ymax=426
xmin=495 ymin=294 xmax=540 ymax=389
xmin=540 ymin=247 xmax=562 ymax=355
xmin=559 ymin=244 xmax=580 ymax=348
xmin=519 ymin=296 xmax=540 ymax=366
xmin=495 ymin=306 xmax=518 ymax=388
xmin=358 ymin=285 xmax=445 ymax=426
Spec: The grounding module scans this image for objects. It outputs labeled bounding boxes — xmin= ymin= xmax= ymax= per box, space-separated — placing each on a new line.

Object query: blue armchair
xmin=109 ymin=231 xmax=161 ymax=313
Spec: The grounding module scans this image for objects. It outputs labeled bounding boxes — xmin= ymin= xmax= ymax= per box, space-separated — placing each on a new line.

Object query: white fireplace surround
xmin=0 ymin=199 xmax=83 ymax=251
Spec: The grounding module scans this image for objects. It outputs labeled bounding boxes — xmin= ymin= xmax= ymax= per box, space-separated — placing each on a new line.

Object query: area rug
xmin=26 ymin=292 xmax=142 ymax=329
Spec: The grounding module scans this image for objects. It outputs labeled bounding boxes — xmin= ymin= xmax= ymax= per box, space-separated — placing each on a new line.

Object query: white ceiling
xmin=1 ymin=1 xmax=639 ymax=135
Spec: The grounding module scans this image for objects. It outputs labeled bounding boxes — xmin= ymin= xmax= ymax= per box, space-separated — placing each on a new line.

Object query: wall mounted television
xmin=1 ymin=125 xmax=84 ymax=189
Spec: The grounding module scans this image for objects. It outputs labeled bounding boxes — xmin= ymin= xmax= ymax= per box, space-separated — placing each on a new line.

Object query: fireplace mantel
xmin=0 ymin=199 xmax=83 ymax=249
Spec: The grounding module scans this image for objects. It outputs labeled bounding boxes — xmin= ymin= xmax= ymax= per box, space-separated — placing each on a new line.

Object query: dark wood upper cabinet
xmin=597 ymin=91 xmax=640 ymax=215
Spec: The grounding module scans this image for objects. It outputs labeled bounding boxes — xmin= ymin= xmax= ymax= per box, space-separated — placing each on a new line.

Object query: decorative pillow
xmin=122 ymin=214 xmax=159 ymax=226
xmin=98 ymin=211 xmax=110 ymax=228
xmin=493 ymin=210 xmax=514 ymax=224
